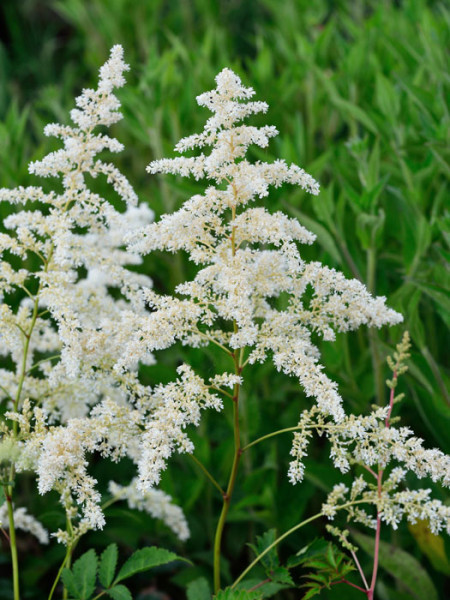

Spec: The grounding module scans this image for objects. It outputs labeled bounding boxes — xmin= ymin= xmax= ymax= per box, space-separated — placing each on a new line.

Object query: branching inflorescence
xmin=124 ymin=67 xmax=403 ymax=491
xmin=0 ymin=46 xmax=448 ymax=600
xmin=0 ymin=46 xmax=188 ymax=549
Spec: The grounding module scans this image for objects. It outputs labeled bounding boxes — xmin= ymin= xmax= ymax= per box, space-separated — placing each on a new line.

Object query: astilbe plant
xmin=1 ymin=46 xmax=449 ymax=600
xmin=0 ymin=46 xmax=189 ymax=600
xmin=116 ymin=67 xmax=449 ymax=597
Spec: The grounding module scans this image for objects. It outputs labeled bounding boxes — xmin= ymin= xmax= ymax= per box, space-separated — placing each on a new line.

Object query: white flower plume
xmin=119 ymin=67 xmax=402 ymax=490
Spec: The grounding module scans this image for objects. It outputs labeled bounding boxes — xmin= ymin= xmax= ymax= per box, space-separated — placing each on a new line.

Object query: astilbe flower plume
xmin=319 ymin=333 xmax=450 ymax=537
xmin=0 ymin=46 xmax=188 ymax=542
xmin=122 ymin=68 xmax=403 ymax=492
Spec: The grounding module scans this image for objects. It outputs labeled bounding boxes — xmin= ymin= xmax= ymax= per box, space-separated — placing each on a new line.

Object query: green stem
xmin=241 ymin=426 xmax=303 ymax=452
xmin=5 ymin=256 xmax=53 ymax=600
xmin=48 ymin=544 xmax=72 ymax=600
xmin=189 ymin=454 xmax=225 ymax=496
xmin=242 ymin=422 xmax=355 ymax=453
xmin=213 ymin=189 xmax=244 ymax=593
xmin=5 ymin=487 xmax=20 ymax=600
xmin=26 ymin=354 xmax=61 ymax=376
xmin=213 ymin=366 xmax=242 ymax=593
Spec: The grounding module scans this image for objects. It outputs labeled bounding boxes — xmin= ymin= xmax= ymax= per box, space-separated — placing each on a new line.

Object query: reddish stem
xmin=385 ymin=370 xmax=397 ymax=428
xmin=330 ymin=579 xmax=368 ymax=593
xmin=343 ymin=579 xmax=368 ymax=593
xmin=368 ymin=369 xmax=398 ymax=599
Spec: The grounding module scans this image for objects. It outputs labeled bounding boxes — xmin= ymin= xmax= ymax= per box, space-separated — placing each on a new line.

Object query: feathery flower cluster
xmin=323 ymin=476 xmax=450 ymax=535
xmin=121 ymin=67 xmax=401 ymax=488
xmin=109 ymin=478 xmax=190 ymax=541
xmin=0 ymin=46 xmax=188 ymax=542
xmin=307 ymin=334 xmax=449 ymax=537
xmin=0 ymin=503 xmax=49 ymax=544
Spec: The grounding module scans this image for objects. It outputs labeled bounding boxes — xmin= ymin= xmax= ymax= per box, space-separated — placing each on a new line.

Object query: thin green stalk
xmin=242 ymin=423 xmax=354 ymax=453
xmin=48 ymin=544 xmax=72 ymax=600
xmin=189 ymin=454 xmax=226 ymax=496
xmin=241 ymin=426 xmax=303 ymax=452
xmin=6 ymin=255 xmax=53 ymax=600
xmin=213 ymin=190 xmax=244 ymax=592
xmin=5 ymin=487 xmax=20 ymax=600
xmin=213 ymin=366 xmax=242 ymax=593
xmin=26 ymin=354 xmax=61 ymax=376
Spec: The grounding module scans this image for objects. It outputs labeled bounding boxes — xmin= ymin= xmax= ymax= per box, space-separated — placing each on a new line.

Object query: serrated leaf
xmin=376 ymin=73 xmax=400 ymax=119
xmin=325 ymin=544 xmax=337 ymax=569
xmin=187 ymin=577 xmax=211 ymax=600
xmin=99 ymin=544 xmax=118 ymax=588
xmin=352 ymin=530 xmax=438 ymax=600
xmin=302 ymin=559 xmax=330 ymax=570
xmin=106 ymin=585 xmax=132 ymax=600
xmin=249 ymin=529 xmax=279 ymax=572
xmin=302 ymin=587 xmax=321 ymax=600
xmin=72 ymin=549 xmax=97 ymax=600
xmin=270 ymin=566 xmax=294 ymax=586
xmin=114 ymin=546 xmax=185 ymax=584
xmin=61 ymin=569 xmax=80 ymax=599
xmin=303 ymin=573 xmax=329 ymax=586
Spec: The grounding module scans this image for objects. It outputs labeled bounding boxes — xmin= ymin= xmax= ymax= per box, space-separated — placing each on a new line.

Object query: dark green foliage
xmin=297 ymin=540 xmax=356 ymax=598
xmin=61 ymin=545 xmax=185 ymax=599
xmin=248 ymin=529 xmax=294 ymax=590
xmin=215 ymin=589 xmax=263 ymax=600
xmin=187 ymin=577 xmax=211 ymax=600
xmin=99 ymin=543 xmax=119 ymax=588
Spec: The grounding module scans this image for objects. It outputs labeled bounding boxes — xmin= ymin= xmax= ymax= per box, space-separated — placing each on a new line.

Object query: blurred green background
xmin=0 ymin=0 xmax=449 ymax=598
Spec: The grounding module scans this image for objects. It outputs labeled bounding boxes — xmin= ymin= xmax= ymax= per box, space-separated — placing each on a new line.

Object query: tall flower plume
xmin=124 ymin=68 xmax=403 ymax=490
xmin=0 ymin=46 xmax=188 ymax=541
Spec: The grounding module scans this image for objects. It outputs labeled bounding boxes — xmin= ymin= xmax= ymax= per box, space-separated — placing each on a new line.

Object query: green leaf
xmin=302 ymin=587 xmax=321 ymax=600
xmin=215 ymin=588 xmax=262 ymax=600
xmin=355 ymin=210 xmax=385 ymax=250
xmin=332 ymin=97 xmax=378 ymax=134
xmin=303 ymin=573 xmax=329 ymax=586
xmin=352 ymin=530 xmax=438 ymax=600
xmin=114 ymin=546 xmax=185 ymax=584
xmin=287 ymin=538 xmax=329 ymax=568
xmin=187 ymin=577 xmax=211 ymax=600
xmin=375 ymin=73 xmax=400 ymax=119
xmin=270 ymin=566 xmax=294 ymax=586
xmin=409 ymin=521 xmax=450 ymax=576
xmin=325 ymin=544 xmax=337 ymax=569
xmin=286 ymin=206 xmax=341 ymax=265
xmin=61 ymin=569 xmax=80 ymax=599
xmin=248 ymin=529 xmax=279 ymax=572
xmin=99 ymin=543 xmax=118 ymax=588
xmin=106 ymin=585 xmax=132 ymax=600
xmin=72 ymin=549 xmax=97 ymax=600
xmin=234 ymin=579 xmax=289 ymax=598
